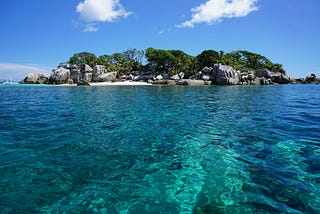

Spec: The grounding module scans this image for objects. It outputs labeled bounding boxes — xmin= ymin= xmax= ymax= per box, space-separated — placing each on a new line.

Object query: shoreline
xmin=89 ymin=81 xmax=151 ymax=86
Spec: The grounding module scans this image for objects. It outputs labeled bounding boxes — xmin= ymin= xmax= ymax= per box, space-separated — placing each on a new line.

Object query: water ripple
xmin=0 ymin=84 xmax=320 ymax=213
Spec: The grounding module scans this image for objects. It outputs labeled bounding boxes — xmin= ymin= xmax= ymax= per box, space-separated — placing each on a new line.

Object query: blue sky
xmin=0 ymin=0 xmax=319 ymax=80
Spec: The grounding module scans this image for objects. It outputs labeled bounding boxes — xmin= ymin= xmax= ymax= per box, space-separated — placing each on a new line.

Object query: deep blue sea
xmin=0 ymin=84 xmax=320 ymax=213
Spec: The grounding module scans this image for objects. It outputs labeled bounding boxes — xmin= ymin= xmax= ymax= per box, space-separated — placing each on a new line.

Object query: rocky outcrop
xmin=78 ymin=64 xmax=93 ymax=84
xmin=239 ymin=68 xmax=294 ymax=85
xmin=202 ymin=67 xmax=212 ymax=75
xmin=48 ymin=68 xmax=71 ymax=84
xmin=202 ymin=74 xmax=214 ymax=81
xmin=250 ymin=77 xmax=272 ymax=85
xmin=240 ymin=72 xmax=249 ymax=84
xmin=92 ymin=65 xmax=117 ymax=82
xmin=21 ymin=72 xmax=49 ymax=84
xmin=178 ymin=79 xmax=206 ymax=86
xmin=92 ymin=65 xmax=106 ymax=81
xmin=133 ymin=74 xmax=155 ymax=81
xmin=249 ymin=69 xmax=274 ymax=85
xmin=195 ymin=67 xmax=210 ymax=80
xmin=83 ymin=73 xmax=92 ymax=82
xmin=195 ymin=67 xmax=214 ymax=81
xmin=155 ymin=75 xmax=164 ymax=80
xmin=132 ymin=70 xmax=155 ymax=82
xmin=272 ymin=72 xmax=292 ymax=84
xmin=81 ymin=64 xmax=93 ymax=73
xmin=170 ymin=72 xmax=184 ymax=81
xmin=273 ymin=67 xmax=287 ymax=75
xmin=255 ymin=69 xmax=272 ymax=79
xmin=305 ymin=74 xmax=317 ymax=83
xmin=212 ymin=64 xmax=241 ymax=85
xmin=296 ymin=74 xmax=320 ymax=84
xmin=120 ymin=74 xmax=134 ymax=81
xmin=240 ymin=72 xmax=257 ymax=85
xmin=95 ymin=72 xmax=118 ymax=82
xmin=70 ymin=68 xmax=81 ymax=83
xmin=194 ymin=65 xmax=240 ymax=85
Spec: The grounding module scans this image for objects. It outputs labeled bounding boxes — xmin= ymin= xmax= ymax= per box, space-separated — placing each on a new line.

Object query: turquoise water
xmin=0 ymin=84 xmax=320 ymax=213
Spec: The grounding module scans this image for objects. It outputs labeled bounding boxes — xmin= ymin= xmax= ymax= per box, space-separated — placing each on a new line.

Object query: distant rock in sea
xmin=21 ymin=72 xmax=49 ymax=84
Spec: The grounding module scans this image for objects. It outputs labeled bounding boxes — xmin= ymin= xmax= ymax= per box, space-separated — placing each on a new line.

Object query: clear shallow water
xmin=0 ymin=84 xmax=320 ymax=213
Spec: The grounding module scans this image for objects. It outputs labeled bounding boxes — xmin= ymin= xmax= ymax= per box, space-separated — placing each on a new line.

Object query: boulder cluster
xmin=295 ymin=73 xmax=320 ymax=84
xmin=22 ymin=64 xmax=118 ymax=85
xmin=241 ymin=68 xmax=292 ymax=85
xmin=21 ymin=72 xmax=49 ymax=84
xmin=21 ymin=63 xmax=319 ymax=86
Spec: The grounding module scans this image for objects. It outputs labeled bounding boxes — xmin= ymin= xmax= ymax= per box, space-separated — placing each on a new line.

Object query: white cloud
xmin=84 ymin=23 xmax=99 ymax=32
xmin=178 ymin=0 xmax=258 ymax=28
xmin=0 ymin=63 xmax=50 ymax=81
xmin=77 ymin=0 xmax=131 ymax=23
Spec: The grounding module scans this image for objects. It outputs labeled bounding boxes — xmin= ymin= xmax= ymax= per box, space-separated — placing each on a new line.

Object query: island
xmin=21 ymin=48 xmax=319 ymax=85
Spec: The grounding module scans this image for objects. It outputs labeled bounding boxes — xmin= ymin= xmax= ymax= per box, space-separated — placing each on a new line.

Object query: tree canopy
xmin=69 ymin=52 xmax=97 ymax=68
xmin=68 ymin=48 xmax=282 ymax=76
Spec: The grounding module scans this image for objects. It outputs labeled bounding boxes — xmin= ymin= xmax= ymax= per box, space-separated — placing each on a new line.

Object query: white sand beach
xmin=89 ymin=81 xmax=152 ymax=86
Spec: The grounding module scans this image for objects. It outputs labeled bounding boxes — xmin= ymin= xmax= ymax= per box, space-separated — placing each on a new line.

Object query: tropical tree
xmin=66 ymin=48 xmax=283 ymax=76
xmin=69 ymin=52 xmax=97 ymax=67
xmin=167 ymin=50 xmax=194 ymax=74
xmin=196 ymin=50 xmax=220 ymax=68
xmin=145 ymin=48 xmax=177 ymax=73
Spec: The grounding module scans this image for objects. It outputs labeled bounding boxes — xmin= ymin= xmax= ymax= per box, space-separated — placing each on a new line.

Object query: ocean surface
xmin=0 ymin=84 xmax=320 ymax=213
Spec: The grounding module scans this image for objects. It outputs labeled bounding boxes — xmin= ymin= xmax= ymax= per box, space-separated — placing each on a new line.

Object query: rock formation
xmin=170 ymin=72 xmax=184 ymax=81
xmin=92 ymin=65 xmax=106 ymax=82
xmin=96 ymin=72 xmax=118 ymax=82
xmin=212 ymin=64 xmax=241 ymax=85
xmin=255 ymin=69 xmax=272 ymax=79
xmin=194 ymin=65 xmax=240 ymax=85
xmin=92 ymin=65 xmax=118 ymax=82
xmin=305 ymin=74 xmax=318 ymax=83
xmin=48 ymin=68 xmax=71 ymax=84
xmin=21 ymin=72 xmax=49 ymax=84
xmin=272 ymin=72 xmax=292 ymax=84
xmin=78 ymin=64 xmax=93 ymax=83
xmin=70 ymin=68 xmax=81 ymax=83
xmin=178 ymin=79 xmax=206 ymax=86
xmin=133 ymin=70 xmax=155 ymax=82
xmin=20 ymin=61 xmax=316 ymax=86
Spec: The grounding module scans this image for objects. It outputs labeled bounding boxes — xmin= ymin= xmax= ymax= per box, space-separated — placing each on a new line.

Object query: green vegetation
xmin=69 ymin=49 xmax=144 ymax=74
xmin=68 ymin=48 xmax=282 ymax=76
